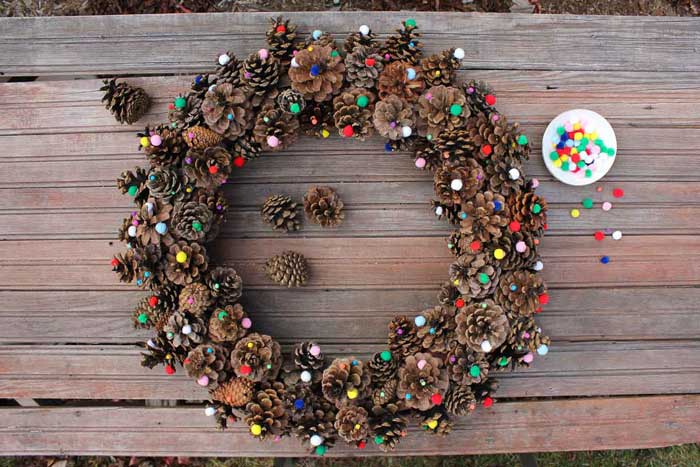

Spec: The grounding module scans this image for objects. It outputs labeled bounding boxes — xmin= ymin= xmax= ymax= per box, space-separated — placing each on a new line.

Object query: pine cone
xmin=344 ymin=27 xmax=379 ymax=54
xmin=303 ymin=185 xmax=344 ymax=227
xmin=455 ymin=299 xmax=510 ymax=355
xmin=177 ymin=282 xmax=212 ymax=317
xmin=377 ymin=60 xmax=425 ymax=102
xmin=265 ymin=250 xmax=309 ymax=287
xmin=142 ymin=127 xmax=187 ymax=168
xmin=202 ymin=83 xmax=253 ymax=138
xmin=135 ymin=198 xmax=173 ymax=247
xmin=396 ymin=352 xmax=449 ymax=411
xmin=445 ymin=342 xmax=490 ymax=385
xmin=129 ymin=244 xmax=165 ymax=289
xmin=289 ymin=44 xmax=345 ymax=103
xmin=168 ymin=93 xmax=206 ymax=130
xmin=444 ymin=385 xmax=476 ymax=416
xmin=112 ymin=250 xmax=138 ymax=284
xmin=140 ymin=331 xmax=184 ymax=371
xmin=183 ymin=343 xmax=230 ymax=388
xmin=497 ymin=314 xmax=551 ymax=368
xmin=215 ymin=52 xmax=242 ymax=87
xmin=245 ymin=385 xmax=289 ymax=440
xmin=163 ymin=310 xmax=206 ymax=351
xmin=146 ymin=167 xmax=184 ymax=201
xmin=182 ymin=146 xmax=231 ymax=190
xmin=471 ymin=377 xmax=499 ymax=403
xmin=460 ymin=191 xmax=509 ymax=243
xmin=373 ymin=95 xmax=415 ymax=140
xmin=302 ymin=30 xmax=337 ymax=50
xmin=449 ymin=252 xmax=501 ymax=299
xmin=211 ymin=377 xmax=254 ymax=407
xmin=335 ymin=405 xmax=370 ymax=443
xmin=182 ymin=126 xmax=223 ymax=149
xmin=208 ymin=303 xmax=248 ymax=343
xmin=415 ymin=305 xmax=456 ymax=353
xmin=466 ymin=111 xmax=519 ymax=163
xmin=507 ymin=191 xmax=548 ymax=235
xmin=253 ymin=104 xmax=300 ymax=151
xmin=231 ymin=332 xmax=282 ymax=382
xmin=437 ymin=281 xmax=461 ymax=306
xmin=417 ymin=85 xmax=469 ymax=140
xmin=382 ymin=20 xmax=423 ymax=65
xmin=387 ymin=315 xmax=421 ymax=358
xmin=287 ymin=385 xmax=338 ymax=450
xmin=434 ymin=128 xmax=478 ymax=168
xmin=370 ymin=403 xmax=407 ymax=452
xmin=420 ymin=406 xmax=452 ymax=436
xmin=298 ymin=100 xmax=334 ymax=138
xmin=291 ymin=341 xmax=325 ymax=371
xmin=345 ymin=45 xmax=384 ymax=89
xmin=171 ymin=201 xmax=215 ymax=242
xmin=117 ymin=167 xmax=149 ymax=204
xmin=333 ymin=88 xmax=375 ymax=140
xmin=372 ymin=379 xmax=398 ymax=407
xmin=421 ymin=48 xmax=460 ymax=87
xmin=489 ymin=230 xmax=538 ymax=271
xmin=321 ymin=357 xmax=371 ymax=407
xmin=463 ymin=80 xmax=496 ymax=115
xmin=133 ymin=286 xmax=179 ymax=331
xmin=165 ymin=241 xmax=208 ymax=286
xmin=434 ymin=159 xmax=485 ymax=207
xmin=100 ymin=78 xmax=150 ymax=124
xmin=228 ymin=132 xmax=262 ymax=161
xmin=277 ymin=88 xmax=306 ymax=115
xmin=414 ymin=138 xmax=443 ymax=171
xmin=261 ymin=194 xmax=300 ymax=233
xmin=368 ymin=350 xmax=398 ymax=385
xmin=205 ymin=266 xmax=243 ymax=305
xmin=266 ymin=17 xmax=299 ymax=68
xmin=495 ymin=270 xmax=546 ymax=317
xmin=191 ymin=188 xmax=227 ymax=229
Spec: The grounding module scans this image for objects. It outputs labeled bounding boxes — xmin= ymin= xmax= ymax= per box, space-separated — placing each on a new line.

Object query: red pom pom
xmin=276 ymin=25 xmax=286 ymax=33
xmin=481 ymin=144 xmax=493 ymax=156
xmin=469 ymin=240 xmax=481 ymax=252
xmin=483 ymin=396 xmax=494 ymax=408
xmin=535 ymin=306 xmax=543 ymax=314
xmin=208 ymin=165 xmax=219 ymax=174
xmin=165 ymin=365 xmax=175 ymax=375
xmin=342 ymin=125 xmax=354 ymax=138
xmin=239 ymin=364 xmax=252 ymax=376
xmin=594 ymin=231 xmax=605 ymax=241
xmin=365 ymin=57 xmax=376 ymax=67
xmin=431 ymin=393 xmax=443 ymax=405
xmin=543 ymin=223 xmax=548 ymax=231
xmin=148 ymin=296 xmax=159 ymax=307
xmin=233 ymin=156 xmax=245 ymax=168
xmin=538 ymin=293 xmax=549 ymax=305
xmin=613 ymin=188 xmax=624 ymax=198
xmin=110 ymin=258 xmax=119 ymax=267
xmin=509 ymin=221 xmax=521 ymax=232
xmin=455 ymin=298 xmax=465 ymax=308
xmin=484 ymin=94 xmax=496 ymax=106
xmin=357 ymin=440 xmax=366 ymax=449
xmin=168 ymin=103 xmax=175 ymax=110
xmin=183 ymin=358 xmax=190 ymax=364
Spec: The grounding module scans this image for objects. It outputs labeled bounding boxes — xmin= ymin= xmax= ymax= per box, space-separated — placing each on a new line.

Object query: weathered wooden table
xmin=1 ymin=11 xmax=699 ymax=457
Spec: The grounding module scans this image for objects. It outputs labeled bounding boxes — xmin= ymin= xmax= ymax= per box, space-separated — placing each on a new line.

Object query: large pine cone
xmin=377 ymin=60 xmax=425 ymax=102
xmin=396 ymin=352 xmax=449 ymax=411
xmin=171 ymin=201 xmax=214 ymax=242
xmin=444 ymin=385 xmax=477 ymax=416
xmin=245 ymin=385 xmax=289 ymax=440
xmin=143 ymin=127 xmax=187 ymax=168
xmin=373 ymin=95 xmax=415 ymax=140
xmin=253 ymin=104 xmax=300 ymax=151
xmin=368 ymin=350 xmax=398 ymax=385
xmin=231 ymin=332 xmax=282 ymax=382
xmin=460 ymin=191 xmax=509 ymax=243
xmin=266 ymin=16 xmax=299 ymax=68
xmin=208 ymin=303 xmax=248 ymax=342
xmin=265 ymin=250 xmax=309 ymax=287
xmin=299 ymin=100 xmax=334 ymax=138
xmin=370 ymin=403 xmax=407 ymax=452
xmin=163 ymin=310 xmax=206 ymax=351
xmin=201 ymin=83 xmax=253 ymax=138
xmin=335 ymin=405 xmax=370 ymax=443
xmin=241 ymin=50 xmax=281 ymax=108
xmin=182 ymin=126 xmax=223 ymax=150
xmin=146 ymin=167 xmax=184 ymax=201
xmin=382 ymin=20 xmax=423 ymax=65
xmin=387 ymin=315 xmax=421 ymax=358
xmin=434 ymin=159 xmax=485 ymax=207
xmin=489 ymin=230 xmax=538 ymax=271
xmin=434 ymin=128 xmax=477 ymax=168
xmin=178 ymin=282 xmax=211 ymax=316
xmin=463 ymin=80 xmax=496 ymax=115
xmin=135 ymin=198 xmax=172 ymax=247
xmin=182 ymin=146 xmax=231 ymax=190
xmin=165 ymin=241 xmax=208 ymax=286
xmin=205 ymin=266 xmax=242 ymax=305
xmin=456 ymin=299 xmax=510 ymax=354
xmin=100 ymin=78 xmax=150 ymax=124
xmin=183 ymin=343 xmax=230 ymax=389
xmin=332 ymin=88 xmax=376 ymax=140
xmin=303 ymin=185 xmax=344 ymax=227
xmin=495 ymin=270 xmax=546 ymax=317
xmin=321 ymin=357 xmax=371 ymax=407
xmin=211 ymin=377 xmax=254 ymax=407
xmin=261 ymin=194 xmax=300 ymax=233
xmin=133 ymin=285 xmax=179 ymax=331
xmin=449 ymin=252 xmax=501 ymax=299
xmin=507 ymin=191 xmax=548 ymax=235
xmin=445 ymin=342 xmax=490 ymax=385
xmin=421 ymin=48 xmax=460 ymax=87
xmin=289 ymin=44 xmax=345 ymax=103
xmin=417 ymin=85 xmax=469 ymax=140
xmin=415 ymin=305 xmax=456 ymax=353
xmin=345 ymin=45 xmax=384 ymax=89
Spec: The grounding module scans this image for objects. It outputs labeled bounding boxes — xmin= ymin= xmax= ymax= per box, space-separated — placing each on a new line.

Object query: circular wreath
xmin=112 ymin=17 xmax=551 ymax=454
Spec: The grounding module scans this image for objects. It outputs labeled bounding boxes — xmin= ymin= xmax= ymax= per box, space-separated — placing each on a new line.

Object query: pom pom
xmin=342 ymin=125 xmax=355 ymax=138
xmin=300 ymin=370 xmax=312 ymax=383
xmin=415 ymin=157 xmax=426 ymax=169
xmin=250 ymin=424 xmax=262 ymax=436
xmin=359 ymin=24 xmax=370 ymax=36
xmin=453 ymin=48 xmax=465 ymax=59
xmin=150 ymin=135 xmax=162 ymax=147
xmin=533 ymin=260 xmax=544 ymax=271
xmin=401 ymin=126 xmax=412 ymax=138
xmin=406 ymin=68 xmax=417 ymax=80
xmin=430 ymin=393 xmax=443 ymax=405
xmin=204 ymin=406 xmax=216 ymax=416
xmin=414 ymin=315 xmax=426 ymax=327
xmin=291 ymin=57 xmax=299 ymax=68
xmin=267 ymin=135 xmax=280 ymax=148
xmin=480 ymin=340 xmax=493 ymax=352
xmin=241 ymin=317 xmax=252 ymax=329
xmin=310 ymin=64 xmax=321 ymax=77
xmin=218 ymin=54 xmax=231 ymax=66
xmin=508 ymin=168 xmax=520 ymax=180
xmin=450 ymin=179 xmax=464 ymax=191
xmin=312 ymin=30 xmax=322 ymax=40
xmin=197 ymin=375 xmax=209 ymax=386
xmin=165 ymin=365 xmax=175 ymax=375
xmin=127 ymin=225 xmax=137 ymax=237
xmin=485 ymin=94 xmax=496 ymax=106
xmin=537 ymin=344 xmax=549 ymax=355
xmin=310 ymin=345 xmax=321 ymax=356
xmin=310 ymin=435 xmax=324 ymax=447
xmin=258 ymin=48 xmax=269 ymax=60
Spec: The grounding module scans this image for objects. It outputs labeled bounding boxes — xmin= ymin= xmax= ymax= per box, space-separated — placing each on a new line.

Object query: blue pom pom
xmin=414 ymin=315 xmax=426 ymax=327
xmin=494 ymin=200 xmax=502 ymax=212
xmin=195 ymin=75 xmax=202 ymax=85
xmin=294 ymin=399 xmax=305 ymax=410
xmin=310 ymin=64 xmax=321 ymax=77
xmin=384 ymin=142 xmax=393 ymax=152
xmin=312 ymin=30 xmax=322 ymax=40
xmin=406 ymin=68 xmax=417 ymax=80
xmin=600 ymin=256 xmax=610 ymax=264
xmin=155 ymin=222 xmax=168 ymax=235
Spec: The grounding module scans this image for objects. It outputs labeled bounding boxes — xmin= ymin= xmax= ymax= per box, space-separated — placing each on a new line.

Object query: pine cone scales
xmin=321 ymin=357 xmax=371 ymax=407
xmin=292 ymin=341 xmax=325 ymax=371
xmin=265 ymin=250 xmax=309 ymax=287
xmin=345 ymin=45 xmax=384 ymax=89
xmin=201 ymin=83 xmax=252 ymax=138
xmin=231 ymin=332 xmax=282 ymax=382
xmin=463 ymin=80 xmax=496 ymax=115
xmin=455 ymin=300 xmax=510 ymax=355
xmin=417 ymin=85 xmax=469 ymax=140
xmin=303 ymin=186 xmax=344 ymax=227
xmin=368 ymin=351 xmax=398 ymax=384
xmin=495 ymin=270 xmax=546 ymax=317
xmin=183 ymin=146 xmax=232 ymax=190
xmin=460 ymin=191 xmax=509 ymax=243
xmin=165 ymin=241 xmax=208 ymax=286
xmin=335 ymin=405 xmax=369 ymax=442
xmin=388 ymin=315 xmax=421 ymax=358
xmin=434 ymin=128 xmax=478 ymax=168
xmin=143 ymin=127 xmax=187 ymax=168
xmin=370 ymin=403 xmax=407 ymax=452
xmin=215 ymin=52 xmax=242 ymax=87
xmin=377 ymin=61 xmax=425 ymax=102
xmin=261 ymin=194 xmax=300 ymax=233
xmin=421 ymin=49 xmax=460 ymax=87
xmin=446 ymin=342 xmax=490 ymax=385
xmin=205 ymin=266 xmax=243 ymax=304
xmin=163 ymin=310 xmax=205 ymax=350
xmin=396 ymin=352 xmax=449 ymax=411
xmin=183 ymin=126 xmax=223 ymax=150
xmin=135 ymin=198 xmax=172 ymax=246
xmin=373 ymin=95 xmax=415 ymax=140
xmin=208 ymin=303 xmax=248 ymax=342
xmin=183 ymin=343 xmax=230 ymax=388
xmin=415 ymin=305 xmax=456 ymax=352
xmin=211 ymin=377 xmax=254 ymax=407
xmin=178 ymin=283 xmax=211 ymax=316
xmin=245 ymin=386 xmax=289 ymax=439
xmin=434 ymin=159 xmax=485 ymax=207
xmin=289 ymin=44 xmax=345 ymax=103
xmin=101 ymin=78 xmax=150 ymax=124
xmin=449 ymin=252 xmax=501 ymax=299
xmin=383 ymin=21 xmax=423 ymax=65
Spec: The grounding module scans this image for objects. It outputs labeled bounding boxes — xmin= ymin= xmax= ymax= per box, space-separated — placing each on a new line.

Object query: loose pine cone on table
xmin=334 ymin=405 xmax=370 ymax=443
xmin=495 ymin=270 xmax=546 ymax=317
xmin=240 ymin=49 xmax=281 ymax=108
xmin=382 ymin=20 xmax=423 ymax=65
xmin=444 ymin=384 xmax=477 ymax=416
xmin=178 ymin=282 xmax=212 ymax=316
xmin=266 ymin=16 xmax=299 ymax=68
xmin=445 ymin=342 xmax=490 ymax=385
xmin=387 ymin=315 xmax=421 ymax=359
xmin=455 ymin=300 xmax=510 ymax=353
xmin=507 ymin=190 xmax=548 ymax=235
xmin=265 ymin=250 xmax=309 ymax=287
xmin=231 ymin=332 xmax=282 ymax=382
xmin=303 ymin=185 xmax=344 ymax=227
xmin=245 ymin=384 xmax=289 ymax=440
xmin=377 ymin=60 xmax=425 ymax=102
xmin=208 ymin=303 xmax=248 ymax=342
xmin=142 ymin=127 xmax=187 ymax=168
xmin=463 ymin=80 xmax=496 ymax=115
xmin=205 ymin=266 xmax=242 ymax=305
xmin=415 ymin=305 xmax=456 ymax=353
xmin=182 ymin=126 xmax=223 ymax=150
xmin=182 ymin=146 xmax=232 ymax=190
xmin=433 ymin=159 xmax=485 ymax=207
xmin=211 ymin=377 xmax=254 ymax=407
xmin=162 ymin=310 xmax=206 ymax=351
xmin=333 ymin=88 xmax=376 ymax=140
xmin=171 ymin=201 xmax=215 ymax=243
xmin=370 ymin=403 xmax=407 ymax=452
xmin=261 ymin=194 xmax=300 ymax=233
xmin=321 ymin=357 xmax=371 ymax=407
xmin=368 ymin=350 xmax=398 ymax=385
xmin=421 ymin=48 xmax=461 ymax=87
xmin=460 ymin=191 xmax=509 ymax=244
xmin=396 ymin=352 xmax=449 ymax=411
xmin=165 ymin=241 xmax=208 ymax=286
xmin=215 ymin=52 xmax=242 ymax=87
xmin=289 ymin=44 xmax=345 ymax=103
xmin=277 ymin=88 xmax=306 ymax=116
xmin=373 ymin=95 xmax=415 ymax=141
xmin=416 ymin=85 xmax=469 ymax=140
xmin=253 ymin=104 xmax=300 ymax=151
xmin=345 ymin=45 xmax=384 ymax=89
xmin=183 ymin=343 xmax=230 ymax=388
xmin=100 ymin=78 xmax=150 ymax=124
xmin=449 ymin=252 xmax=501 ymax=299
xmin=201 ymin=83 xmax=253 ymax=139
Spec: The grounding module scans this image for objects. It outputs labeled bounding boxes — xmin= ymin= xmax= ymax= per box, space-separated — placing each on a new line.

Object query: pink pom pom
xmin=150 ymin=135 xmax=162 ymax=146
xmin=417 ymin=359 xmax=427 ymax=370
xmin=522 ymin=353 xmax=534 ymax=363
xmin=258 ymin=48 xmax=269 ymax=60
xmin=197 ymin=375 xmax=210 ymax=386
xmin=241 ymin=317 xmax=252 ymax=329
xmin=309 ymin=345 xmax=321 ymax=357
xmin=515 ymin=241 xmax=527 ymax=253
xmin=531 ymin=178 xmax=540 ymax=188
xmin=267 ymin=135 xmax=280 ymax=148
xmin=415 ymin=157 xmax=426 ymax=169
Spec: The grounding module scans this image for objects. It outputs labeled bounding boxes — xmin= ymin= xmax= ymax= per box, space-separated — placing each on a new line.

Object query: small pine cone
xmin=228 ymin=132 xmax=262 ymax=161
xmin=414 ymin=137 xmax=442 ymax=171
xmin=277 ymin=88 xmax=306 ymax=115
xmin=265 ymin=250 xmax=309 ymax=287
xmin=253 ymin=104 xmax=300 ymax=151
xmin=396 ymin=352 xmax=449 ymax=411
xmin=417 ymin=85 xmax=469 ymax=140
xmin=140 ymin=332 xmax=184 ymax=371
xmin=129 ymin=244 xmax=166 ymax=289
xmin=100 ymin=78 xmax=150 ymax=124
xmin=261 ymin=194 xmax=300 ymax=233
xmin=446 ymin=231 xmax=467 ymax=257
xmin=321 ymin=357 xmax=371 ymax=407
xmin=289 ymin=44 xmax=345 ymax=103
xmin=142 ymin=127 xmax=187 ymax=168
xmin=444 ymin=385 xmax=477 ymax=416
xmin=112 ymin=250 xmax=137 ymax=284
xmin=377 ymin=60 xmax=425 ymax=102
xmin=182 ymin=146 xmax=232 ymax=190
xmin=211 ymin=377 xmax=254 ymax=407
xmin=373 ymin=95 xmax=415 ymax=140
xmin=245 ymin=386 xmax=289 ymax=440
xmin=432 ymin=200 xmax=462 ymax=226
xmin=421 ymin=48 xmax=460 ymax=87
xmin=507 ymin=191 xmax=548 ymax=235
xmin=434 ymin=159 xmax=485 ymax=207
xmin=466 ymin=111 xmax=518 ymax=162
xmin=387 ymin=315 xmax=421 ymax=359
xmin=132 ymin=296 xmax=157 ymax=329
xmin=437 ymin=281 xmax=461 ymax=306
xmin=201 ymin=83 xmax=253 ymax=139
xmin=286 ymin=384 xmax=338 ymax=443
xmin=368 ymin=350 xmax=398 ymax=384
xmin=163 ymin=310 xmax=206 ymax=351
xmin=182 ymin=126 xmax=223 ymax=149
xmin=303 ymin=185 xmax=344 ymax=227
xmin=178 ymin=283 xmax=212 ymax=316
xmin=215 ymin=52 xmax=242 ymax=87
xmin=449 ymin=252 xmax=501 ymax=299
xmin=489 ymin=230 xmax=538 ymax=271
xmin=420 ymin=406 xmax=452 ymax=436
xmin=146 ymin=167 xmax=184 ymax=201
xmin=171 ymin=201 xmax=215 ymax=243
xmin=372 ymin=379 xmax=398 ymax=407
xmin=240 ymin=50 xmax=281 ymax=108
xmin=134 ymin=285 xmax=179 ymax=330
xmin=117 ymin=166 xmax=148 ymax=203
xmin=205 ymin=266 xmax=242 ymax=305
xmin=135 ymin=198 xmax=172 ymax=247
xmin=335 ymin=405 xmax=370 ymax=443
xmin=460 ymin=191 xmax=509 ymax=244
xmin=165 ymin=241 xmax=208 ymax=286
xmin=370 ymin=403 xmax=407 ymax=452
xmin=292 ymin=341 xmax=325 ymax=371
xmin=456 ymin=299 xmax=510 ymax=354
xmin=498 ymin=314 xmax=551 ymax=368
xmin=463 ymin=80 xmax=496 ymax=115
xmin=445 ymin=342 xmax=490 ymax=385
xmin=495 ymin=270 xmax=546 ymax=317
xmin=208 ymin=303 xmax=248 ymax=342
xmin=231 ymin=332 xmax=282 ymax=382
xmin=434 ymin=128 xmax=478 ymax=168
xmin=483 ymin=156 xmax=524 ymax=198
xmin=183 ymin=343 xmax=230 ymax=389
xmin=266 ymin=17 xmax=299 ymax=68
xmin=382 ymin=20 xmax=423 ymax=65
xmin=333 ymin=88 xmax=376 ymax=140
xmin=345 ymin=45 xmax=384 ymax=89
xmin=344 ymin=27 xmax=379 ymax=54
xmin=299 ymin=100 xmax=334 ymax=138
xmin=191 ymin=188 xmax=227 ymax=228
xmin=415 ymin=305 xmax=456 ymax=353
xmin=168 ymin=94 xmax=205 ymax=131
xmin=302 ymin=30 xmax=337 ymax=50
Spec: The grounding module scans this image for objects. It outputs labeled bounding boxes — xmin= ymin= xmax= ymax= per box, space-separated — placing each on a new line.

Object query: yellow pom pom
xmin=307 ymin=46 xmax=314 ymax=52
xmin=247 ymin=342 xmax=254 ymax=349
xmin=176 ymin=251 xmax=188 ymax=263
xmin=321 ymin=129 xmax=330 ymax=138
xmin=570 ymin=209 xmax=580 ymax=218
xmin=453 ymin=279 xmax=460 ymax=286
xmin=427 ymin=420 xmax=438 ymax=430
xmin=435 ymin=70 xmax=441 ymax=77
xmin=573 ymin=122 xmax=581 ymax=131
xmin=553 ymin=159 xmax=562 ymax=168
xmin=493 ymin=248 xmax=505 ymax=260
xmin=140 ymin=136 xmax=150 ymax=147
xmin=250 ymin=424 xmax=262 ymax=436
xmin=354 ymin=423 xmax=361 ymax=430
xmin=347 ymin=388 xmax=359 ymax=400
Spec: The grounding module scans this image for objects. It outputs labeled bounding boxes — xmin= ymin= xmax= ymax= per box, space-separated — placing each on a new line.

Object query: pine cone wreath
xmin=382 ymin=20 xmax=423 ymax=65
xmin=332 ymin=88 xmax=375 ymax=140
xmin=377 ymin=60 xmax=425 ymax=102
xmin=261 ymin=194 xmax=300 ymax=233
xmin=434 ymin=128 xmax=478 ymax=168
xmin=396 ymin=352 xmax=449 ymax=411
xmin=463 ymin=80 xmax=497 ymax=115
xmin=228 ymin=132 xmax=262 ymax=161
xmin=303 ymin=185 xmax=345 ymax=227
xmin=183 ymin=343 xmax=230 ymax=388
xmin=266 ymin=16 xmax=299 ymax=68
xmin=370 ymin=403 xmax=407 ymax=452
xmin=100 ymin=78 xmax=151 ymax=124
xmin=146 ymin=167 xmax=184 ymax=201
xmin=449 ymin=252 xmax=501 ymax=299
xmin=163 ymin=310 xmax=206 ymax=351
xmin=437 ymin=280 xmax=461 ymax=306
xmin=495 ymin=270 xmax=546 ymax=317
xmin=182 ymin=126 xmax=223 ymax=150
xmin=433 ymin=159 xmax=485 ymax=207
xmin=201 ymin=83 xmax=253 ymax=138
xmin=368 ymin=350 xmax=398 ymax=385
xmin=415 ymin=305 xmax=456 ymax=353
xmin=208 ymin=303 xmax=249 ymax=342
xmin=414 ymin=137 xmax=443 ymax=171
xmin=457 ymin=299 xmax=510 ymax=354
xmin=215 ymin=52 xmax=242 ymax=87
xmin=171 ymin=201 xmax=215 ymax=243
xmin=421 ymin=48 xmax=461 ymax=87
xmin=265 ymin=250 xmax=309 ymax=287
xmin=387 ymin=315 xmax=421 ymax=358
xmin=373 ymin=95 xmax=415 ymax=140
xmin=165 ymin=241 xmax=208 ymax=286
xmin=211 ymin=377 xmax=254 ymax=407
xmin=289 ymin=44 xmax=345 ymax=103
xmin=299 ymin=100 xmax=334 ymax=138
xmin=231 ymin=332 xmax=282 ymax=382
xmin=253 ymin=104 xmax=300 ymax=151
xmin=335 ymin=405 xmax=370 ymax=443
xmin=417 ymin=85 xmax=469 ymax=140
xmin=445 ymin=342 xmax=490 ymax=385
xmin=444 ymin=384 xmax=476 ymax=416
xmin=507 ymin=190 xmax=548 ymax=235
xmin=345 ymin=45 xmax=384 ymax=89
xmin=372 ymin=379 xmax=398 ymax=407
xmin=277 ymin=88 xmax=306 ymax=116
xmin=182 ymin=146 xmax=231 ymax=190
xmin=460 ymin=191 xmax=509 ymax=243
xmin=344 ymin=26 xmax=379 ymax=54
xmin=135 ymin=198 xmax=173 ymax=247
xmin=205 ymin=266 xmax=242 ymax=305
xmin=178 ymin=282 xmax=212 ymax=316
xmin=321 ymin=357 xmax=371 ymax=407
xmin=420 ymin=406 xmax=452 ymax=436
xmin=245 ymin=385 xmax=289 ymax=440
xmin=142 ymin=127 xmax=187 ymax=168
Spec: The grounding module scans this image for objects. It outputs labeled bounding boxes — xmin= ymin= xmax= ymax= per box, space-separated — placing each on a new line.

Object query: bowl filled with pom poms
xmin=542 ymin=109 xmax=617 ymax=186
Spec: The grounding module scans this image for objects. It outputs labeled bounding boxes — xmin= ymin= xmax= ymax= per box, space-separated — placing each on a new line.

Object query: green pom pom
xmin=174 ymin=97 xmax=186 ymax=109
xmin=356 ymin=95 xmax=369 ymax=108
xmin=517 ymin=134 xmax=528 ymax=145
xmin=127 ymin=185 xmax=139 ymax=197
xmin=192 ymin=221 xmax=203 ymax=232
xmin=289 ymin=103 xmax=301 ymax=114
xmin=469 ymin=365 xmax=481 ymax=377
xmin=330 ymin=50 xmax=340 ymax=58
xmin=478 ymin=273 xmax=489 ymax=284
xmin=137 ymin=313 xmax=148 ymax=324
xmin=449 ymin=103 xmax=463 ymax=116
xmin=532 ymin=203 xmax=542 ymax=214
xmin=217 ymin=310 xmax=228 ymax=321
xmin=315 ymin=445 xmax=327 ymax=456
xmin=405 ymin=18 xmax=417 ymax=28
xmin=374 ymin=435 xmax=384 ymax=444
xmin=380 ymin=350 xmax=392 ymax=362
xmin=498 ymin=357 xmax=508 ymax=367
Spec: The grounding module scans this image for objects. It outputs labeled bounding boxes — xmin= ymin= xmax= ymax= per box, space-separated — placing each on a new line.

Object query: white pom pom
xmin=181 ymin=324 xmax=192 ymax=335
xmin=359 ymin=25 xmax=370 ymax=36
xmin=147 ymin=339 xmax=157 ymax=349
xmin=290 ymin=57 xmax=299 ymax=68
xmin=533 ymin=260 xmax=544 ymax=271
xmin=145 ymin=202 xmax=154 ymax=214
xmin=450 ymin=178 xmax=463 ymax=191
xmin=480 ymin=340 xmax=493 ymax=353
xmin=435 ymin=206 xmax=444 ymax=216
xmin=204 ymin=406 xmax=216 ymax=417
xmin=218 ymin=54 xmax=231 ymax=66
xmin=508 ymin=168 xmax=521 ymax=180
xmin=401 ymin=126 xmax=412 ymax=138
xmin=612 ymin=230 xmax=623 ymax=240
xmin=208 ymin=84 xmax=217 ymax=92
xmin=300 ymin=370 xmax=312 ymax=383
xmin=127 ymin=225 xmax=137 ymax=237
xmin=453 ymin=48 xmax=465 ymax=59
xmin=310 ymin=435 xmax=324 ymax=447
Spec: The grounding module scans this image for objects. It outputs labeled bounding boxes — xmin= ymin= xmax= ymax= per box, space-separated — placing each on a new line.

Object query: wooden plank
xmin=2 ymin=13 xmax=700 ymax=75
xmin=2 ymin=396 xmax=699 ymax=455
xmin=0 ymin=342 xmax=699 ymax=400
